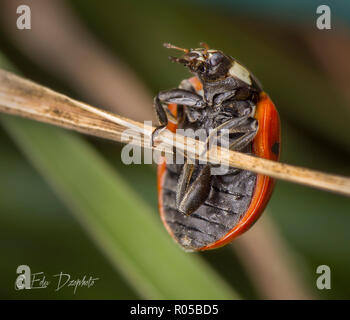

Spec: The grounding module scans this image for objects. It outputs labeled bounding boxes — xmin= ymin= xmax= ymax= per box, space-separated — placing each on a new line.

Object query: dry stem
xmin=0 ymin=69 xmax=349 ymax=197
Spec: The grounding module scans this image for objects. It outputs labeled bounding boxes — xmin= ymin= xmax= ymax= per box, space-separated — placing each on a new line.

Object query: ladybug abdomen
xmin=160 ymin=163 xmax=257 ymax=251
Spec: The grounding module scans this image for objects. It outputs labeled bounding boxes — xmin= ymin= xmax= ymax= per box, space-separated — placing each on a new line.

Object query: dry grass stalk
xmin=1 ymin=69 xmax=350 ymax=197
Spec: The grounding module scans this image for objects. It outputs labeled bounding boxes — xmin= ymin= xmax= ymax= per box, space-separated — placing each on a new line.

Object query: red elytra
xmin=157 ymin=76 xmax=280 ymax=251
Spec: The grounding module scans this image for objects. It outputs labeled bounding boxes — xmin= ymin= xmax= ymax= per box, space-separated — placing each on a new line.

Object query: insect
xmin=154 ymin=43 xmax=280 ymax=251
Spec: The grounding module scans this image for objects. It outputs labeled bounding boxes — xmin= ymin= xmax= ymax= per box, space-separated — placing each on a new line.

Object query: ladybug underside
xmin=162 ymin=158 xmax=257 ymax=251
xmin=155 ymin=44 xmax=280 ymax=251
xmin=157 ymin=77 xmax=261 ymax=251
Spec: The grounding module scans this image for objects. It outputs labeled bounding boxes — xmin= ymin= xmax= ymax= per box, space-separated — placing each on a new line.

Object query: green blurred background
xmin=0 ymin=0 xmax=349 ymax=299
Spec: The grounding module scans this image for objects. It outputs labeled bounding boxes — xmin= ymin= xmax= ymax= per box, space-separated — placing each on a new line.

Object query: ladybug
xmin=153 ymin=43 xmax=280 ymax=251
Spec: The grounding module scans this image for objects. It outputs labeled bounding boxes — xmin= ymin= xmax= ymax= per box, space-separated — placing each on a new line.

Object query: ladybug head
xmin=164 ymin=42 xmax=233 ymax=82
xmin=164 ymin=42 xmax=253 ymax=86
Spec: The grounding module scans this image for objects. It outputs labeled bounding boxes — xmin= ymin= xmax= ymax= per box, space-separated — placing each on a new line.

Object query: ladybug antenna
xmin=168 ymin=56 xmax=187 ymax=64
xmin=163 ymin=43 xmax=189 ymax=53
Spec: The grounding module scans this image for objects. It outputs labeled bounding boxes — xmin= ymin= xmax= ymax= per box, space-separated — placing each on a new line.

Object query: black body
xmin=154 ymin=44 xmax=262 ymax=250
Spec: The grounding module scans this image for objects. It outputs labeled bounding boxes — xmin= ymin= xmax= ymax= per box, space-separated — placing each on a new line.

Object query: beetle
xmin=153 ymin=43 xmax=280 ymax=251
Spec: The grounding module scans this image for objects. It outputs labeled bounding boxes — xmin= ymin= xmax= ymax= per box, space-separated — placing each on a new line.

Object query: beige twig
xmin=0 ymin=68 xmax=350 ymax=197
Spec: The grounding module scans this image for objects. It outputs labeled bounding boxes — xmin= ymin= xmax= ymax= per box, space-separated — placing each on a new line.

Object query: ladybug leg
xmin=199 ymin=116 xmax=250 ymax=158
xmin=212 ymin=90 xmax=237 ymax=106
xmin=152 ymin=96 xmax=169 ymax=146
xmin=199 ymin=118 xmax=258 ymax=176
xmin=158 ymin=89 xmax=205 ymax=108
xmin=229 ymin=130 xmax=257 ymax=151
xmin=207 ymin=120 xmax=258 ymax=176
xmin=176 ymin=162 xmax=211 ymax=215
xmin=228 ymin=119 xmax=258 ymax=151
xmin=152 ymin=89 xmax=205 ymax=145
